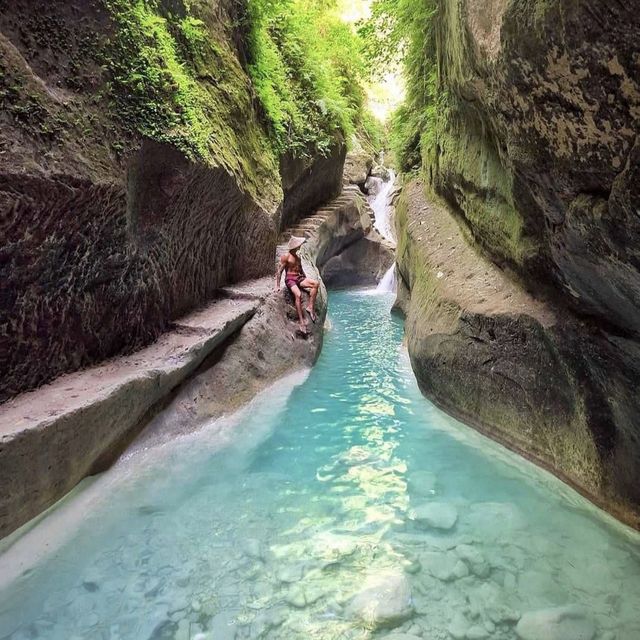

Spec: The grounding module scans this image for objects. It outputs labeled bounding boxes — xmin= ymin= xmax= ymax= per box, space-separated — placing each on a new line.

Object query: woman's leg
xmin=300 ymin=278 xmax=319 ymax=317
xmin=289 ymin=284 xmax=307 ymax=333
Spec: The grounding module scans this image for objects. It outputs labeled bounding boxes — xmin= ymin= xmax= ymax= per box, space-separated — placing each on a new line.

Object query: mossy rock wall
xmin=0 ymin=0 xmax=342 ymax=401
xmin=396 ymin=180 xmax=640 ymax=528
xmin=427 ymin=0 xmax=640 ymax=335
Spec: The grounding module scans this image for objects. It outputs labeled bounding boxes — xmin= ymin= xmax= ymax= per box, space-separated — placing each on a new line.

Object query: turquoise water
xmin=1 ymin=291 xmax=640 ymax=640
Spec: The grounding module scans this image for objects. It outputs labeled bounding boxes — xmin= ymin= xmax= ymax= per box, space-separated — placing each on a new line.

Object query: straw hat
xmin=287 ymin=236 xmax=306 ymax=251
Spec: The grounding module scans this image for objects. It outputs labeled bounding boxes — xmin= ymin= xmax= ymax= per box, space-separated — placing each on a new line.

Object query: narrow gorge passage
xmin=2 ymin=2 xmax=639 ymax=640
xmin=1 ymin=292 xmax=639 ymax=640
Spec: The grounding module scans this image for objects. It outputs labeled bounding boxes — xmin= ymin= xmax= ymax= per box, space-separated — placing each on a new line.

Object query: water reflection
xmin=0 ymin=292 xmax=639 ymax=640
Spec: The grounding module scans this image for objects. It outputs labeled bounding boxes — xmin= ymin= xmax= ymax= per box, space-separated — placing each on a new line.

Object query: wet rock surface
xmin=411 ymin=503 xmax=458 ymax=531
xmin=321 ymin=231 xmax=394 ymax=288
xmin=407 ymin=2 xmax=640 ymax=527
xmin=279 ymin=139 xmax=347 ymax=231
xmin=515 ymin=605 xmax=595 ymax=640
xmin=396 ymin=179 xmax=640 ymax=527
xmin=0 ymin=1 xmax=286 ymax=402
xmin=0 ymin=0 xmax=349 ymax=404
xmin=0 ymin=293 xmax=261 ymax=539
xmin=342 ymin=149 xmax=373 ymax=191
xmin=347 ymin=571 xmax=414 ymax=630
xmin=2 ymin=291 xmax=640 ymax=640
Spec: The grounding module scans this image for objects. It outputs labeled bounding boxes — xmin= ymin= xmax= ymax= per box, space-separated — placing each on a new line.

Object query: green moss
xmin=4 ymin=0 xmax=375 ymax=206
xmin=0 ymin=58 xmax=65 ymax=141
xmin=432 ymin=105 xmax=538 ymax=267
xmin=102 ymin=0 xmax=281 ymax=208
xmin=395 ymin=188 xmax=460 ymax=335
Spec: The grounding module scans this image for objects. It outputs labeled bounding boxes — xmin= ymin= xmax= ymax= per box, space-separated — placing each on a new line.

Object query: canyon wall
xmin=0 ymin=184 xmax=381 ymax=539
xmin=0 ymin=0 xmax=345 ymax=402
xmin=398 ymin=1 xmax=640 ymax=525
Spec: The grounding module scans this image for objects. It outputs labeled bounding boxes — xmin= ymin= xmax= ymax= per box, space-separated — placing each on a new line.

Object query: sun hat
xmin=287 ymin=236 xmax=306 ymax=251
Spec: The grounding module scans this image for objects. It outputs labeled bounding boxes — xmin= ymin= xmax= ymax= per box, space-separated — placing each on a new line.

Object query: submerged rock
xmin=410 ymin=503 xmax=458 ymax=531
xmin=467 ymin=581 xmax=520 ymax=626
xmin=515 ymin=605 xmax=595 ymax=640
xmin=447 ymin=612 xmax=469 ymax=640
xmin=276 ymin=563 xmax=306 ymax=584
xmin=285 ymin=583 xmax=328 ymax=609
xmin=420 ymin=551 xmax=468 ymax=582
xmin=208 ymin=611 xmax=237 ymax=640
xmin=466 ymin=625 xmax=489 ymax=640
xmin=455 ymin=544 xmax=490 ymax=578
xmin=347 ymin=570 xmax=414 ymax=630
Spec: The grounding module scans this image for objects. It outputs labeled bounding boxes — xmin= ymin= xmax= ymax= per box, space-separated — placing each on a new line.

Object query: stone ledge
xmin=0 ymin=183 xmax=394 ymax=540
xmin=0 ymin=295 xmax=259 ymax=538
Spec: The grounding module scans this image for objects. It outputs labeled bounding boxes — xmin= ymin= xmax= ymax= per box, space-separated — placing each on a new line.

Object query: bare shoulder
xmin=279 ymin=253 xmax=289 ymax=265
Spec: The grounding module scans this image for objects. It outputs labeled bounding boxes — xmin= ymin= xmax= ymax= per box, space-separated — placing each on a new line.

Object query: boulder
xmin=420 ymin=551 xmax=468 ymax=582
xmin=321 ymin=232 xmax=395 ymax=288
xmin=447 ymin=612 xmax=470 ymax=640
xmin=466 ymin=626 xmax=489 ymax=640
xmin=515 ymin=606 xmax=595 ymax=640
xmin=455 ymin=544 xmax=490 ymax=578
xmin=365 ymin=175 xmax=385 ymax=196
xmin=343 ymin=150 xmax=373 ymax=188
xmin=371 ymin=165 xmax=391 ymax=181
xmin=347 ymin=570 xmax=414 ymax=630
xmin=410 ymin=502 xmax=458 ymax=531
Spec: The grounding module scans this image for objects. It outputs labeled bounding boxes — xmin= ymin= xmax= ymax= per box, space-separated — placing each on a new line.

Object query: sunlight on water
xmin=1 ymin=291 xmax=639 ymax=640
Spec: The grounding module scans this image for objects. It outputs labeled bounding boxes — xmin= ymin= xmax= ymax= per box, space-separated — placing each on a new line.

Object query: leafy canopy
xmin=246 ymin=0 xmax=377 ymax=156
xmin=359 ymin=0 xmax=438 ymax=171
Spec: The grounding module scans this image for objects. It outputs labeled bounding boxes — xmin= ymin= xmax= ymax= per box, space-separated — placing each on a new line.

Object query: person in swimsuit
xmin=275 ymin=236 xmax=319 ymax=335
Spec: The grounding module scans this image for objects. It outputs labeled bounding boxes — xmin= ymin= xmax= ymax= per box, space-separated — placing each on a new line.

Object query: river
xmin=1 ymin=291 xmax=639 ymax=640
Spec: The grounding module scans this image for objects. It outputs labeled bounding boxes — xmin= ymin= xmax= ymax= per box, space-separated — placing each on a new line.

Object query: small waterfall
xmin=369 ymin=168 xmax=396 ymax=243
xmin=376 ymin=263 xmax=397 ymax=293
xmin=368 ymin=165 xmax=397 ymax=293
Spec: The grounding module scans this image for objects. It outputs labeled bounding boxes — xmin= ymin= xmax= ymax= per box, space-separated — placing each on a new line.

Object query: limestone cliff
xmin=429 ymin=0 xmax=640 ymax=327
xmin=397 ymin=1 xmax=640 ymax=525
xmin=0 ymin=0 xmax=346 ymax=402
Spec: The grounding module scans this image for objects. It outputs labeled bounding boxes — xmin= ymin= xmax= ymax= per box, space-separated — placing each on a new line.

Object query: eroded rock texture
xmin=0 ymin=185 xmax=373 ymax=538
xmin=431 ymin=1 xmax=640 ymax=334
xmin=1 ymin=149 xmax=276 ymax=401
xmin=0 ymin=0 xmax=346 ymax=402
xmin=398 ymin=179 xmax=640 ymax=527
xmin=396 ymin=0 xmax=640 ymax=525
xmin=280 ymin=140 xmax=347 ymax=231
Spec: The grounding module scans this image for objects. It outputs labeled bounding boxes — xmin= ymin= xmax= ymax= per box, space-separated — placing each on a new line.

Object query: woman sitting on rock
xmin=275 ymin=236 xmax=319 ymax=335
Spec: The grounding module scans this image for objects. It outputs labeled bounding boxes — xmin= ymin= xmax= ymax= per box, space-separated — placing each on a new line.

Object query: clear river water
xmin=1 ymin=291 xmax=639 ymax=640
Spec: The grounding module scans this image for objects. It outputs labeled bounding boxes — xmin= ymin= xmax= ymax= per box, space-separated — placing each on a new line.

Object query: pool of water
xmin=1 ymin=291 xmax=639 ymax=640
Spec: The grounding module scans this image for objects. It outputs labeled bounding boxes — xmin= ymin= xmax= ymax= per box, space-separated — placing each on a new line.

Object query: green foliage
xmin=103 ymin=0 xmax=216 ymax=160
xmin=360 ymin=0 xmax=438 ymax=171
xmin=102 ymin=0 xmax=378 ymax=180
xmin=359 ymin=108 xmax=385 ymax=153
xmin=101 ymin=0 xmax=284 ymax=209
xmin=245 ymin=0 xmax=371 ymax=156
